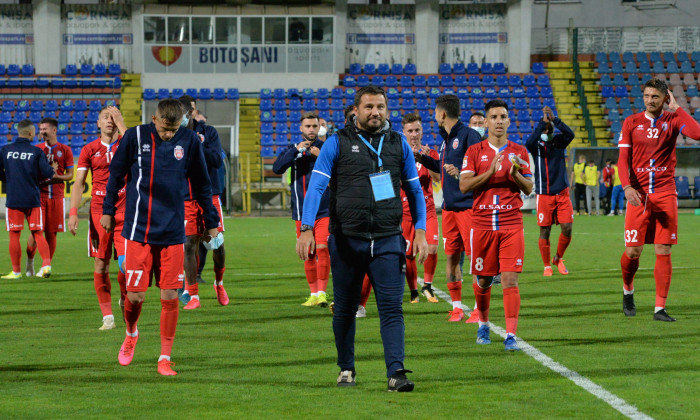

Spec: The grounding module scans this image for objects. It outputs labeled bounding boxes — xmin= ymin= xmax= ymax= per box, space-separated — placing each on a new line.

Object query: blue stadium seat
xmin=519 ymin=120 xmax=533 ymax=133
xmin=599 ymin=74 xmax=612 ymax=86
xmin=0 ymin=111 xmax=11 ymax=124
xmin=526 ymin=87 xmax=540 ymax=99
xmin=80 ymin=63 xmax=93 ymax=76
xmin=260 ymin=100 xmax=272 ymax=112
xmin=377 ymin=64 xmax=390 ymax=75
xmin=301 ymin=89 xmax=315 ymax=100
xmin=85 ymin=123 xmax=99 ymax=135
xmin=289 ymin=110 xmax=301 ymax=122
xmin=452 ymin=62 xmax=465 ymax=74
xmin=274 ymin=134 xmax=289 ymax=147
xmin=275 ymin=123 xmax=289 ymax=136
xmin=467 ymin=63 xmax=479 ymax=75
xmin=143 ymin=89 xmax=156 ymax=100
xmin=36 ymin=78 xmax=49 ymax=89
xmin=371 ymin=75 xmax=384 ymax=86
xmin=87 ymin=110 xmax=99 ymax=123
xmin=7 ymin=64 xmax=20 ymax=76
xmin=404 ymin=63 xmax=417 ymax=75
xmin=261 ymin=134 xmax=274 ymax=147
xmin=633 ymin=96 xmax=645 ymax=111
xmin=536 ymin=75 xmax=550 ymax=87
xmin=595 ymin=52 xmax=607 ymax=63
xmin=104 ymin=99 xmax=116 ymax=107
xmin=415 ymin=88 xmax=427 ymax=99
xmin=199 ymin=88 xmax=211 ymax=100
xmin=330 ymin=88 xmax=343 ymax=99
xmin=440 ymin=75 xmax=454 ymax=87
xmin=108 ymin=64 xmax=121 ymax=76
xmin=260 ymin=122 xmax=273 ymax=134
xmin=484 ymin=87 xmax=497 ymax=99
xmin=260 ymin=89 xmax=272 ymax=100
xmin=521 ymin=75 xmax=535 ymax=88
xmin=271 ymin=89 xmax=284 ymax=100
xmin=286 ymin=89 xmax=299 ymax=100
xmin=687 ymin=85 xmax=699 ymax=97
xmin=472 ymin=98 xmax=485 ymax=110
xmin=343 ymin=75 xmax=356 ymax=87
xmin=495 ymin=75 xmax=508 ymax=88
xmin=608 ymin=52 xmax=621 ymax=63
xmin=401 ymin=98 xmax=415 ymax=111
xmin=427 ymin=75 xmax=440 ymax=88
xmin=213 ymin=88 xmax=226 ymax=100
xmin=71 ymin=112 xmax=85 ymax=123
xmin=391 ymin=63 xmax=403 ymax=75
xmin=666 ymin=61 xmax=679 ymax=73
xmin=74 ymin=100 xmax=87 ymax=112
xmin=363 ymin=64 xmax=376 ymax=75
xmin=618 ymin=98 xmax=631 ymax=110
xmin=317 ymin=88 xmax=329 ymax=99
xmin=531 ymin=62 xmax=545 ymax=74
xmin=69 ymin=123 xmax=83 ymax=135
xmin=692 ymin=51 xmax=700 ymax=62
xmin=597 ymin=62 xmax=610 ymax=74
xmin=21 ymin=64 xmax=34 ymax=75
xmin=680 ymin=61 xmax=693 ymax=73
xmin=443 ymin=88 xmax=455 ymax=96
xmin=508 ymin=134 xmax=521 ymax=144
xmin=64 ymin=64 xmax=77 ymax=76
xmin=59 ymin=100 xmax=72 ymax=111
xmin=675 ymin=176 xmax=691 ymax=199
xmin=348 ymin=63 xmax=362 ymax=75
xmin=227 ymin=88 xmax=239 ymax=100
xmin=2 ymin=101 xmax=14 ymax=112
xmin=529 ymin=98 xmax=542 ymax=109
xmin=610 ymin=62 xmax=623 ymax=73
xmin=401 ymin=89 xmax=414 ymax=101
xmin=93 ymin=63 xmax=106 ymax=76
xmin=429 ymin=88 xmax=441 ymax=99
xmin=330 ymin=99 xmax=344 ymax=111
xmin=531 ymin=109 xmax=544 ymax=121
xmin=385 ymin=76 xmax=398 ymax=87
xmin=439 ymin=63 xmax=451 ymax=75
xmin=604 ymin=97 xmax=617 ymax=109
xmin=498 ymin=87 xmax=511 ymax=98
xmin=514 ymin=98 xmax=527 ymax=110
xmin=456 ymin=88 xmax=469 ymax=100
xmin=624 ymin=61 xmax=637 ymax=74
xmin=610 ymin=121 xmax=622 ymax=133
xmin=398 ymin=75 xmax=411 ymax=88
xmin=260 ymin=146 xmax=274 ymax=158
xmin=454 ymin=76 xmax=467 ymax=88
xmin=630 ymin=86 xmax=643 ymax=98
xmin=493 ymin=62 xmax=506 ymax=74
xmin=471 ymin=87 xmax=484 ymax=99
xmin=614 ymin=86 xmax=628 ymax=97
xmin=318 ymin=110 xmax=331 ymax=121
xmin=157 ymin=88 xmax=170 ymax=100
xmin=418 ymin=110 xmax=431 ymax=122
xmin=652 ymin=61 xmax=665 ymax=73
xmin=612 ymin=74 xmax=626 ymax=86
xmin=316 ymin=100 xmax=329 ymax=111
xmin=386 ymin=88 xmax=399 ymax=100
xmin=662 ymin=51 xmax=675 ymax=63
xmin=636 ymin=61 xmax=651 ymax=73
xmin=260 ymin=111 xmax=273 ymax=123
xmin=29 ymin=101 xmax=43 ymax=112
xmin=345 ymin=88 xmax=356 ymax=101
xmin=288 ymin=99 xmax=302 ymax=111
xmin=480 ymin=63 xmax=493 ymax=74
xmin=608 ymin=111 xmax=621 ymax=122
xmin=0 ymin=64 xmax=5 ymax=75
xmin=357 ymin=75 xmax=370 ymax=87
xmin=517 ymin=109 xmax=530 ymax=122
xmin=543 ymin=97 xmax=556 ymax=108
xmin=416 ymin=99 xmax=429 ymax=111
xmin=15 ymin=100 xmax=28 ymax=112
xmin=273 ymin=111 xmax=287 ymax=123
xmin=331 ymin=111 xmax=344 ymax=125
xmin=507 ymin=75 xmax=521 ymax=87
xmin=467 ymin=76 xmax=480 ymax=87
xmin=622 ymin=51 xmax=634 ymax=62
xmin=410 ymin=75 xmax=425 ymax=87
xmin=482 ymin=75 xmax=494 ymax=87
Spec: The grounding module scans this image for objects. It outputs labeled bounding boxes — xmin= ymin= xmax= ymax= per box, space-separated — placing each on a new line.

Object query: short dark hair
xmin=178 ymin=94 xmax=196 ymax=106
xmin=300 ymin=112 xmax=319 ymax=122
xmin=17 ymin=119 xmax=34 ymax=135
xmin=401 ymin=112 xmax=421 ymax=126
xmin=469 ymin=112 xmax=485 ymax=120
xmin=484 ymin=99 xmax=509 ymax=114
xmin=354 ymin=85 xmax=387 ymax=108
xmin=643 ymin=78 xmax=668 ymax=97
xmin=157 ymin=99 xmax=185 ymax=124
xmin=178 ymin=95 xmax=194 ymax=114
xmin=39 ymin=118 xmax=58 ymax=127
xmin=344 ymin=105 xmax=355 ymax=120
xmin=435 ymin=94 xmax=460 ymax=119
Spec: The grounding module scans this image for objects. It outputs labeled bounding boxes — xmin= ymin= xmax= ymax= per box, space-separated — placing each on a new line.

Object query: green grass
xmin=1 ymin=214 xmax=699 ymax=419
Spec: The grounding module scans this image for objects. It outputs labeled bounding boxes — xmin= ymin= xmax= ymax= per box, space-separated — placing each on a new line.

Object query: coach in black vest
xmin=297 ymin=86 xmax=428 ymax=392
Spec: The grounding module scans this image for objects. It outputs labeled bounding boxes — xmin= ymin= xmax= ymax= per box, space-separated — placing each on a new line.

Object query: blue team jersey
xmin=0 ymin=137 xmax=55 ymax=209
xmin=103 ymin=123 xmax=218 ymax=245
xmin=187 ymin=119 xmax=223 ymax=197
xmin=525 ymin=118 xmax=575 ymax=195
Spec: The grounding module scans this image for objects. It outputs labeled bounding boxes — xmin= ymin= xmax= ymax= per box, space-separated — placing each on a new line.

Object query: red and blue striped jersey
xmin=36 ymin=141 xmax=73 ymax=199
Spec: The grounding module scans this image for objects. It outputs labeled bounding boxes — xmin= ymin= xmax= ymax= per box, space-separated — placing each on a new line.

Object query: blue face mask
xmin=473 ymin=127 xmax=485 ymax=137
xmin=180 ymin=114 xmax=189 ymax=127
xmin=541 ymin=133 xmax=553 ymax=142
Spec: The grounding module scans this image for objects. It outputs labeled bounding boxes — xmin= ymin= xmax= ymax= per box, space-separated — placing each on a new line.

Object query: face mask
xmin=473 ymin=127 xmax=485 ymax=137
xmin=541 ymin=133 xmax=553 ymax=142
xmin=317 ymin=126 xmax=327 ymax=137
xmin=180 ymin=114 xmax=189 ymax=128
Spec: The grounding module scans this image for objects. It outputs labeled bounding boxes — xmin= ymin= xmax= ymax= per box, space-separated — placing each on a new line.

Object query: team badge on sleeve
xmin=462 ymin=157 xmax=468 ymax=169
xmin=174 ymin=145 xmax=184 ymax=160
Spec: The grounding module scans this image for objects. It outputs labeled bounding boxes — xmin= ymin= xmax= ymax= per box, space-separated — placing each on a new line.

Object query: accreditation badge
xmin=369 ymin=171 xmax=395 ymax=201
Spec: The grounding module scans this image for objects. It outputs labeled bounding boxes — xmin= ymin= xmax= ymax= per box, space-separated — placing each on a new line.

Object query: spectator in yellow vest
xmin=570 ymin=154 xmax=588 ymax=215
xmin=583 ymin=160 xmax=600 ymax=215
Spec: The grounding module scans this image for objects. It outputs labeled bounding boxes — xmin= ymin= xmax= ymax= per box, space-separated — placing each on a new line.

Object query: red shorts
xmin=442 ymin=209 xmax=472 ymax=256
xmin=184 ymin=200 xmax=204 ymax=236
xmin=40 ymin=196 xmax=66 ymax=233
xmin=401 ymin=211 xmax=439 ymax=256
xmin=624 ymin=190 xmax=678 ymax=246
xmin=213 ymin=195 xmax=225 ymax=232
xmin=470 ymin=228 xmax=525 ymax=276
xmin=5 ymin=207 xmax=43 ymax=231
xmin=88 ymin=212 xmax=126 ymax=259
xmin=296 ymin=218 xmax=330 ymax=253
xmin=124 ymin=239 xmax=185 ymax=292
xmin=536 ymin=188 xmax=574 ymax=226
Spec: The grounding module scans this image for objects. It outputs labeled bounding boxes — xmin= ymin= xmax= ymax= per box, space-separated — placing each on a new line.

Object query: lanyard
xmin=357 ymin=134 xmax=385 ymax=169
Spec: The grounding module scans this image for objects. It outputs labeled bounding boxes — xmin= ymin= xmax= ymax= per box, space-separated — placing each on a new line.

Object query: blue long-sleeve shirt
xmin=190 ymin=119 xmax=223 ymax=196
xmin=0 ymin=137 xmax=55 ymax=209
xmin=525 ymin=118 xmax=575 ymax=195
xmin=103 ymin=123 xmax=219 ymax=245
xmin=421 ymin=120 xmax=482 ymax=210
xmin=301 ymin=133 xmax=426 ymax=231
xmin=272 ymin=139 xmax=330 ymax=221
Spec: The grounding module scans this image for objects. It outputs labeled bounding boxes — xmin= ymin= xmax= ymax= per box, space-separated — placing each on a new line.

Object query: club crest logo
xmin=152 ymin=46 xmax=183 ymax=67
xmin=174 ymin=145 xmax=184 ymax=160
xmin=661 ymin=122 xmax=668 ymax=131
xmin=198 ymin=134 xmax=205 ymax=143
xmin=452 ymin=138 xmax=459 ymax=149
xmin=57 ymin=151 xmax=62 ymax=158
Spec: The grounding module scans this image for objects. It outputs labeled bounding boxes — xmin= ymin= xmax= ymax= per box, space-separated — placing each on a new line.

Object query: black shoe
xmin=387 ymin=369 xmax=414 ymax=392
xmin=653 ymin=309 xmax=676 ymax=322
xmin=196 ymin=275 xmax=205 ymax=284
xmin=410 ymin=289 xmax=420 ymax=303
xmin=337 ymin=370 xmax=356 ymax=387
xmin=493 ymin=273 xmax=502 ymax=285
xmin=623 ymin=294 xmax=636 ymax=317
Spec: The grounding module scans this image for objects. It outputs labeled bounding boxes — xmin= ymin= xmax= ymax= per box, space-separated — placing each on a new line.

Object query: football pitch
xmin=1 ymin=214 xmax=699 ymax=419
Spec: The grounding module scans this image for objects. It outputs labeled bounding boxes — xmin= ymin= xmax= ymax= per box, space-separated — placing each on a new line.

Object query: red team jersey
xmin=37 ymin=142 xmax=73 ymax=198
xmin=618 ymin=111 xmax=684 ymax=194
xmin=461 ymin=140 xmax=532 ymax=230
xmin=401 ymin=148 xmax=438 ymax=216
xmin=77 ymin=138 xmax=126 ymax=214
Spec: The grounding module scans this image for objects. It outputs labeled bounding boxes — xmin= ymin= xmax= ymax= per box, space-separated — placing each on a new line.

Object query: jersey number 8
xmin=474 ymin=257 xmax=484 ymax=271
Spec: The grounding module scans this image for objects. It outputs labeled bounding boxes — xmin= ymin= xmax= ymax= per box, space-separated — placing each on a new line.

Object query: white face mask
xmin=472 ymin=126 xmax=485 ymax=137
xmin=180 ymin=114 xmax=189 ymax=128
xmin=317 ymin=126 xmax=327 ymax=137
xmin=541 ymin=133 xmax=553 ymax=142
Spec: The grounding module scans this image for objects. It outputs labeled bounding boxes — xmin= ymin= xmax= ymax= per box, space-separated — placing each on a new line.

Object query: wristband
xmin=69 ymin=208 xmax=78 ymax=217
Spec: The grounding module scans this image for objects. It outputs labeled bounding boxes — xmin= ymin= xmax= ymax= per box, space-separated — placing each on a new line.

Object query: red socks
xmin=94 ymin=272 xmax=112 ymax=317
xmin=316 ymin=247 xmax=330 ymax=293
xmin=46 ymin=232 xmax=57 ymax=259
xmin=620 ymin=253 xmax=639 ymax=292
xmin=654 ymin=254 xmax=672 ymax=308
xmin=304 ymin=258 xmax=318 ymax=294
xmin=25 ymin=238 xmax=36 ymax=260
xmin=423 ymin=253 xmax=437 ymax=283
xmin=9 ymin=231 xmax=22 ymax=272
xmin=538 ymin=238 xmax=551 ymax=266
xmin=117 ymin=270 xmax=127 ymax=302
xmin=556 ymin=234 xmax=571 ymax=259
xmin=30 ymin=231 xmax=51 ymax=266
xmin=124 ymin=298 xmax=143 ymax=335
xmin=405 ymin=257 xmax=418 ymax=291
xmin=186 ymin=281 xmax=199 ymax=296
xmin=160 ymin=298 xmax=179 ymax=357
xmin=473 ymin=282 xmax=491 ymax=322
xmin=360 ymin=275 xmax=372 ymax=307
xmin=447 ymin=280 xmax=462 ymax=303
xmin=503 ymin=286 xmax=521 ymax=335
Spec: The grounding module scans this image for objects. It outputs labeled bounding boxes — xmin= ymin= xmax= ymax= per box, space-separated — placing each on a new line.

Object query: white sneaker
xmin=356 ymin=305 xmax=366 ymax=318
xmin=36 ymin=265 xmax=51 ymax=278
xmin=25 ymin=258 xmax=35 ymax=277
xmin=99 ymin=316 xmax=115 ymax=330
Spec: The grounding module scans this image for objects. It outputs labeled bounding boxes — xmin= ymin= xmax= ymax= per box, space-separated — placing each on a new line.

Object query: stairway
xmin=579 ymin=61 xmax=613 ymax=146
xmin=238 ymin=98 xmax=262 ymax=183
xmin=547 ymin=61 xmax=587 ymax=147
xmin=119 ymin=74 xmax=142 ymax=128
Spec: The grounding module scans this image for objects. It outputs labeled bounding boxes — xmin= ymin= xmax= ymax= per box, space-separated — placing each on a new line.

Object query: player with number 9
xmin=617 ymin=78 xmax=700 ymax=321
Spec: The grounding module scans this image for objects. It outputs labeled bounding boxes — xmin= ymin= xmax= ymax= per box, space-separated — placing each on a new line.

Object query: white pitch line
xmin=420 ymin=278 xmax=653 ymax=420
